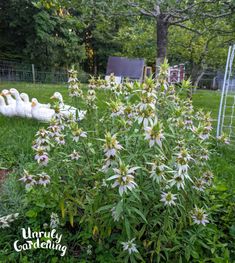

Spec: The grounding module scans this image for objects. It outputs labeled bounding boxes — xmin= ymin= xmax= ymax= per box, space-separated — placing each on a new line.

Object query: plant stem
xmin=134 ymin=120 xmax=144 ymax=150
xmin=81 ymin=141 xmax=93 ymax=173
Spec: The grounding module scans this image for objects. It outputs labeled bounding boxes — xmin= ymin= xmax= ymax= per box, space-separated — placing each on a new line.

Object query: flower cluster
xmin=107 ymin=73 xmax=117 ymax=90
xmin=88 ymin=76 xmax=97 ymax=89
xmin=32 ymin=113 xmax=68 ymax=166
xmin=19 ymin=170 xmax=51 ymax=188
xmin=32 ymin=128 xmax=50 ymax=166
xmin=103 ymin=132 xmax=123 ymax=159
xmin=121 ymin=239 xmax=138 ymax=255
xmin=217 ymin=132 xmax=230 ymax=144
xmin=68 ymin=68 xmax=83 ymax=98
xmin=70 ymin=123 xmax=87 ymax=142
xmin=86 ymin=89 xmax=97 ymax=109
xmin=160 ymin=192 xmax=177 ymax=206
xmin=50 ymin=212 xmax=60 ymax=228
xmin=109 ymin=100 xmax=124 ymax=118
xmin=193 ymin=170 xmax=214 ymax=191
xmin=144 ymin=118 xmax=164 ymax=147
xmin=102 ymin=132 xmax=123 ymax=171
xmin=191 ymin=206 xmax=209 ymax=226
xmin=69 ymin=150 xmax=81 ymax=160
xmin=96 ymin=76 xmax=108 ymax=89
xmin=0 ymin=213 xmax=19 ymax=229
xmin=107 ymin=162 xmax=139 ymax=196
xmin=193 ymin=111 xmax=213 ymax=140
xmin=86 ymin=245 xmax=93 ymax=256
xmin=149 ymin=156 xmax=168 ymax=183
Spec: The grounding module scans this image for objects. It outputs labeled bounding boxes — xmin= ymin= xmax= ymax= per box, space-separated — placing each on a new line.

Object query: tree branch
xmin=169 ymin=17 xmax=189 ymax=25
xmin=128 ymin=1 xmax=160 ymax=17
xmin=172 ymin=0 xmax=213 ymax=14
xmin=201 ymin=11 xmax=234 ymax=19
xmin=173 ymin=23 xmax=203 ymax=35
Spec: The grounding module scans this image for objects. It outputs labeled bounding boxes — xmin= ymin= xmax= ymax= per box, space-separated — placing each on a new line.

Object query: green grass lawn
xmin=0 ymin=83 xmax=234 ymax=191
xmin=0 ymin=82 xmax=109 ymax=168
xmin=192 ymin=89 xmax=221 ymax=119
xmin=194 ymin=90 xmax=235 ymax=194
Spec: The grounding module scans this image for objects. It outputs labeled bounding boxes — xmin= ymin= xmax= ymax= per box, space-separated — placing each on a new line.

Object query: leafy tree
xmin=0 ymin=0 xmax=37 ymax=60
xmin=128 ymin=0 xmax=235 ymax=66
xmin=73 ymin=0 xmax=126 ymax=74
xmin=168 ymin=19 xmax=235 ymax=85
xmin=115 ymin=18 xmax=156 ymax=65
xmin=0 ymin=0 xmax=86 ymax=69
xmin=1 ymin=0 xmax=235 ymax=78
xmin=26 ymin=3 xmax=86 ymax=69
xmin=35 ymin=0 xmax=127 ymax=73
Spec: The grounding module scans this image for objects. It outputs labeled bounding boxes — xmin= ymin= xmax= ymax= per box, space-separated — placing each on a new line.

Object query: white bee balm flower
xmin=107 ymin=162 xmax=139 ymax=196
xmin=121 ymin=239 xmax=138 ymax=254
xmin=191 ymin=207 xmax=209 ymax=226
xmin=160 ymin=192 xmax=177 ymax=206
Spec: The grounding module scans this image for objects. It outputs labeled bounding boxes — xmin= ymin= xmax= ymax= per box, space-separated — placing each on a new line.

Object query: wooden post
xmin=32 ymin=64 xmax=35 ymax=83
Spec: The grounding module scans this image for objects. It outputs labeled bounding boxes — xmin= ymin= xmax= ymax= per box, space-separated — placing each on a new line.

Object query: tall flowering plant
xmin=68 ymin=67 xmax=83 ymax=98
xmin=19 ymin=61 xmax=225 ymax=262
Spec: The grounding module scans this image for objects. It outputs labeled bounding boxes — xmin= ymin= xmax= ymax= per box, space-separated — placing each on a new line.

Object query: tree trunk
xmin=194 ymin=71 xmax=205 ymax=87
xmin=156 ymin=14 xmax=169 ymax=67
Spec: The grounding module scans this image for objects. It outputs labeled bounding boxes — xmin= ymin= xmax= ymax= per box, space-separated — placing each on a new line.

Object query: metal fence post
xmin=32 ymin=64 xmax=35 ymax=83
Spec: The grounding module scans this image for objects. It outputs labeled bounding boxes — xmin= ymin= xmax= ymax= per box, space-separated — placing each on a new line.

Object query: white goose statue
xmin=0 ymin=95 xmax=16 ymax=117
xmin=50 ymin=92 xmax=76 ymax=119
xmin=1 ymin=89 xmax=16 ymax=106
xmin=31 ymin=98 xmax=55 ymax=122
xmin=10 ymin=88 xmax=32 ymax=118
xmin=20 ymin=93 xmax=51 ymax=109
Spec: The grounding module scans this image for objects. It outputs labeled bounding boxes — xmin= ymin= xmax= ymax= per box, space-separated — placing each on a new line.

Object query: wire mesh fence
xmin=0 ymin=58 xmax=227 ymax=90
xmin=194 ymin=70 xmax=226 ymax=90
xmin=0 ymin=60 xmax=68 ymax=83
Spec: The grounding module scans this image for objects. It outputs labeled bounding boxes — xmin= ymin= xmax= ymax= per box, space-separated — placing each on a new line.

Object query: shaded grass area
xmin=192 ymin=90 xmax=235 ymax=192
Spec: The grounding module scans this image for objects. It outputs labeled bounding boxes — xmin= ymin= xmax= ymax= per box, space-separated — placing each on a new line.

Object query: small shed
xmin=168 ymin=64 xmax=185 ymax=83
xmin=106 ymin=56 xmax=146 ymax=82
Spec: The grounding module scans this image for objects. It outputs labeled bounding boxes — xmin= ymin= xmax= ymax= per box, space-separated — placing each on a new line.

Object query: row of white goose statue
xmin=0 ymin=89 xmax=76 ymax=122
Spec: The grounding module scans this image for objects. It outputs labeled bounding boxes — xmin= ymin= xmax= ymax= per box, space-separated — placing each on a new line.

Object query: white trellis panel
xmin=217 ymin=44 xmax=235 ymax=142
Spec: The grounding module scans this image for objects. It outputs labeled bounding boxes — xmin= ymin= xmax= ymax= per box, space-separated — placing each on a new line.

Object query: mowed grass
xmin=0 ymin=83 xmax=234 ymax=195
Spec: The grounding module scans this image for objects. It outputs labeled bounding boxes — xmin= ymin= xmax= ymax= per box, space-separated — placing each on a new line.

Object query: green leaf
xmin=138 ymin=225 xmax=146 ymax=239
xmin=96 ymin=204 xmax=114 ymax=213
xmin=60 ymin=199 xmax=65 ymax=219
xmin=156 ymin=238 xmax=161 ymax=254
xmin=69 ymin=211 xmax=74 ymax=227
xmin=116 ymin=200 xmax=123 ymax=217
xmin=214 ymin=184 xmax=228 ymax=191
xmin=185 ymin=246 xmax=191 ymax=261
xmin=132 ymin=207 xmax=148 ymax=224
xmin=25 ymin=210 xmax=37 ymax=218
xmin=125 ymin=218 xmax=131 ymax=239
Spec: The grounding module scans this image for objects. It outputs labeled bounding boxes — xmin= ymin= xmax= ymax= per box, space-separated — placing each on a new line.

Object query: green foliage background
xmin=0 ymin=0 xmax=234 ymax=77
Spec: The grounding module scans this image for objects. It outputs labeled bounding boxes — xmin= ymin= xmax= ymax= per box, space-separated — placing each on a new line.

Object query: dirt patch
xmin=0 ymin=169 xmax=10 ymax=185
